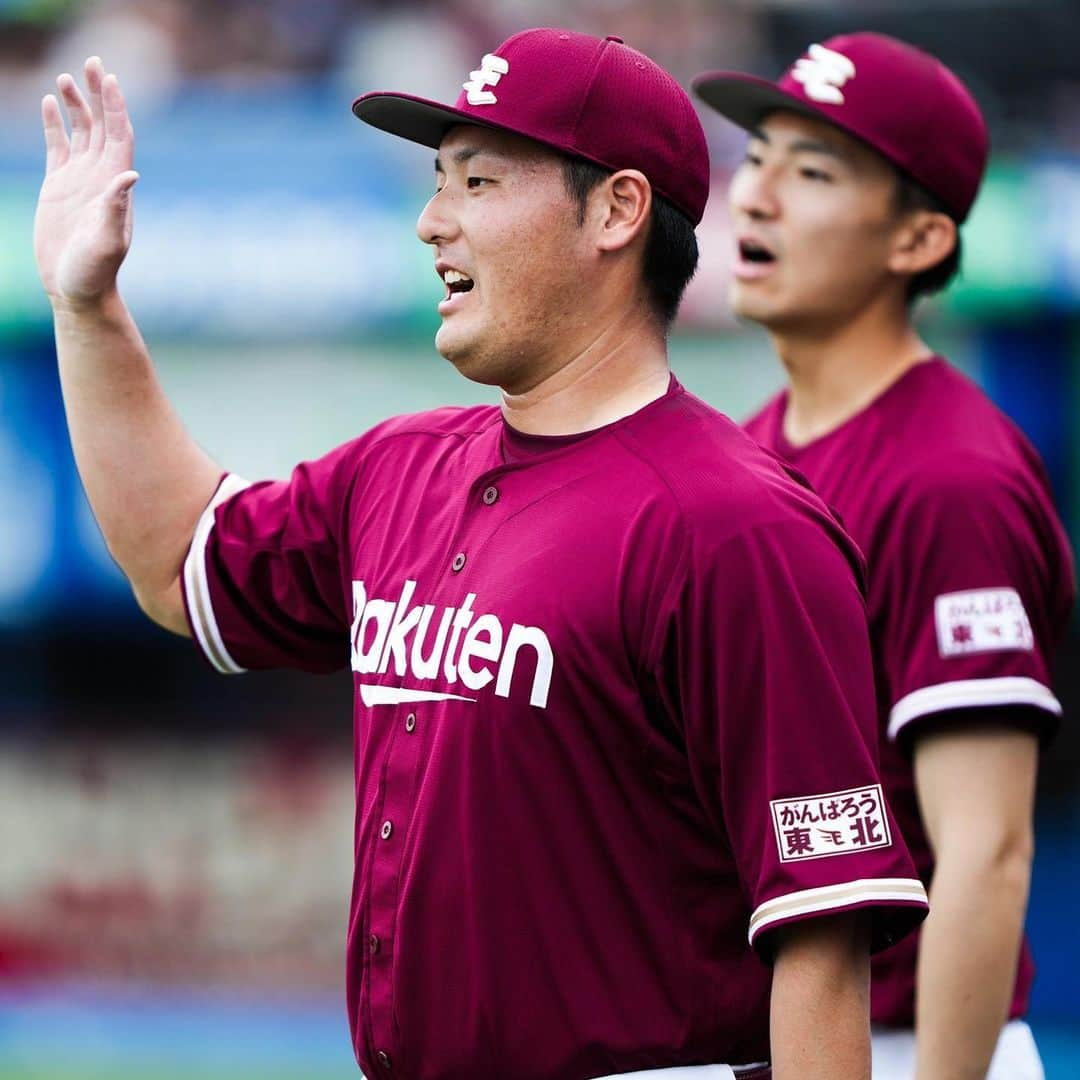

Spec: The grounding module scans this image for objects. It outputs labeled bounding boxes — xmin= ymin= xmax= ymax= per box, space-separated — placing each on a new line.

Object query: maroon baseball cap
xmin=353 ymin=27 xmax=710 ymax=225
xmin=693 ymin=33 xmax=988 ymax=222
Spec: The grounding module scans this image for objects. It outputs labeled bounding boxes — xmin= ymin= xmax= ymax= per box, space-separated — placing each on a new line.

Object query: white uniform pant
xmin=872 ymin=1019 xmax=1044 ymax=1079
xmin=596 ymin=1065 xmax=769 ymax=1079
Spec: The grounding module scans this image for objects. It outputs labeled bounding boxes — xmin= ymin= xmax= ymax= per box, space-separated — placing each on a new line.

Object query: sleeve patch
xmin=935 ymin=587 xmax=1033 ymax=657
xmin=770 ymin=784 xmax=891 ymax=863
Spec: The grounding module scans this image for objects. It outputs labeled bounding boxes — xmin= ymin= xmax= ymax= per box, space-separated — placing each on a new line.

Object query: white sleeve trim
xmin=183 ymin=474 xmax=251 ymax=675
xmin=748 ymin=877 xmax=927 ymax=946
xmin=888 ymin=676 xmax=1062 ymax=740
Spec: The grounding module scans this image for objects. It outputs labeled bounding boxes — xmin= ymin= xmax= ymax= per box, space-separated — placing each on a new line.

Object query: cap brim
xmin=692 ymin=72 xmax=825 ymax=133
xmin=353 ymin=91 xmax=518 ymax=150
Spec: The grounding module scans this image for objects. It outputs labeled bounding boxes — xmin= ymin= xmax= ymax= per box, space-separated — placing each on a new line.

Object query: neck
xmin=771 ymin=296 xmax=933 ymax=447
xmin=500 ymin=305 xmax=670 ymax=435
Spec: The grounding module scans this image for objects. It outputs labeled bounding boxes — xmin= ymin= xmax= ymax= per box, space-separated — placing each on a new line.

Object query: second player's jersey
xmin=745 ymin=357 xmax=1075 ymax=1027
xmin=184 ymin=377 xmax=927 ymax=1079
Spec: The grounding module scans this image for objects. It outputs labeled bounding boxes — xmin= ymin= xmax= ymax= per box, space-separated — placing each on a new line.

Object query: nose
xmin=729 ymin=160 xmax=780 ymax=223
xmin=417 ymin=186 xmax=458 ymax=245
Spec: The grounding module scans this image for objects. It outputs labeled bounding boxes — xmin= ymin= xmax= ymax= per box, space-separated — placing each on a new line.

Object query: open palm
xmin=34 ymin=56 xmax=140 ymax=306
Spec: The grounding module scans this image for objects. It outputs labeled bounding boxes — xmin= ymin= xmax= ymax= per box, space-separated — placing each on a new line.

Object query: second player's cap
xmin=353 ymin=27 xmax=710 ymax=225
xmin=693 ymin=33 xmax=988 ymax=222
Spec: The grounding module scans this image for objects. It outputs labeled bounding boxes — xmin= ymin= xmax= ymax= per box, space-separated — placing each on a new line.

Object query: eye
xmin=799 ymin=167 xmax=833 ymax=182
xmin=467 ymin=176 xmax=491 ymax=189
xmin=743 ymin=149 xmax=763 ymax=167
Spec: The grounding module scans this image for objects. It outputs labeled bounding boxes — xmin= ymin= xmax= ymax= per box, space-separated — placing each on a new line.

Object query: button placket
xmin=364 ymin=690 xmax=425 ymax=1065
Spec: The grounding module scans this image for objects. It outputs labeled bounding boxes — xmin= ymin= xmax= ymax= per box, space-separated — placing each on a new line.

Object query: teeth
xmin=443 ymin=269 xmax=472 ymax=285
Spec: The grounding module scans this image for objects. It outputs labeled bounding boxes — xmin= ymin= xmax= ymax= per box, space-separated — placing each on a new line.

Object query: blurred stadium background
xmin=1 ymin=0 xmax=1078 ymax=1076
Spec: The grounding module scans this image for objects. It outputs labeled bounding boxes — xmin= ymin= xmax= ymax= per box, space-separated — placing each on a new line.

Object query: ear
xmin=591 ymin=169 xmax=653 ymax=254
xmin=888 ymin=210 xmax=957 ymax=278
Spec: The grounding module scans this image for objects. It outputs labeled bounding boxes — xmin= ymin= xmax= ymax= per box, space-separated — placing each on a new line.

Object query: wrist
xmin=50 ymin=286 xmax=126 ymax=324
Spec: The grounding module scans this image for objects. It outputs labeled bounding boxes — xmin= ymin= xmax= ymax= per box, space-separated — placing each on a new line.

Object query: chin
xmin=434 ymin=322 xmax=472 ymax=366
xmin=729 ymin=285 xmax=776 ymax=328
xmin=434 ymin=327 xmax=500 ymax=386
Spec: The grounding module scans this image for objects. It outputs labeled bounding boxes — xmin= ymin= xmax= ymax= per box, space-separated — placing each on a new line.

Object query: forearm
xmin=53 ymin=288 xmax=221 ymax=623
xmin=770 ymin=913 xmax=870 ymax=1080
xmin=914 ymin=848 xmax=1030 ymax=1080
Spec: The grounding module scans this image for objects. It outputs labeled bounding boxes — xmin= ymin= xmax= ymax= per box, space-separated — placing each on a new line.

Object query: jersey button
xmin=482 ymin=485 xmax=499 ymax=505
xmin=376 ymin=1049 xmax=392 ymax=1070
xmin=451 ymin=552 xmax=467 ymax=572
xmin=368 ymin=933 xmax=380 ymax=955
xmin=380 ymin=820 xmax=393 ymax=840
xmin=405 ymin=712 xmax=417 ymax=733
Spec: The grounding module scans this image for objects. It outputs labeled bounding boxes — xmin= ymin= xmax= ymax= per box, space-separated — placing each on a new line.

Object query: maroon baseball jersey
xmin=184 ymin=377 xmax=927 ymax=1079
xmin=745 ymin=357 xmax=1075 ymax=1028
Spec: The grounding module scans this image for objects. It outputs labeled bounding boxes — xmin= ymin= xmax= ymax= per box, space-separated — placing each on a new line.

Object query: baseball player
xmin=694 ymin=32 xmax=1075 ymax=1080
xmin=36 ymin=30 xmax=929 ymax=1080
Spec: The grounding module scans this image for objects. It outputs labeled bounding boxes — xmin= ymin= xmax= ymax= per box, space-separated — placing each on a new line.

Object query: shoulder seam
xmin=363 ymin=407 xmax=502 ymax=454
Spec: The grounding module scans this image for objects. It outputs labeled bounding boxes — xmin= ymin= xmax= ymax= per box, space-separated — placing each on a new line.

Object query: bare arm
xmin=34 ymin=58 xmax=221 ymax=633
xmin=913 ymin=724 xmax=1037 ymax=1080
xmin=770 ymin=912 xmax=871 ymax=1080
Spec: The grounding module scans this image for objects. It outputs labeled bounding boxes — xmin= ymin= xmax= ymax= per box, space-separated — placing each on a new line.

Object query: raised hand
xmin=34 ymin=57 xmax=140 ymax=308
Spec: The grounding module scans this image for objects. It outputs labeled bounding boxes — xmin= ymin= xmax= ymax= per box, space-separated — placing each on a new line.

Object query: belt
xmin=594 ymin=1065 xmax=771 ymax=1079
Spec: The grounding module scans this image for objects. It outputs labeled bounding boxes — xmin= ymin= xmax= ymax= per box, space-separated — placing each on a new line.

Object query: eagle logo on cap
xmin=791 ymin=44 xmax=856 ymax=105
xmin=463 ymin=53 xmax=510 ymax=106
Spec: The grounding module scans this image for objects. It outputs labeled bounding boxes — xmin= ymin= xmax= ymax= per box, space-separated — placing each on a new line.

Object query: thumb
xmin=104 ymin=170 xmax=139 ymax=215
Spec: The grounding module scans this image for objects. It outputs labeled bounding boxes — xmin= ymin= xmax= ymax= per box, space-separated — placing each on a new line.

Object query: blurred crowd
xmin=2 ymin=0 xmax=1079 ymax=163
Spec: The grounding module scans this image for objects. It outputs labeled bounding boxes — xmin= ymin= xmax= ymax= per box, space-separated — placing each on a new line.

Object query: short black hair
xmin=894 ymin=174 xmax=962 ymax=305
xmin=560 ymin=157 xmax=699 ymax=329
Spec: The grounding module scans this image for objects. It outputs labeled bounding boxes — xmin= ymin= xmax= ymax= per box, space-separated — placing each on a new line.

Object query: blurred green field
xmin=0 ymin=1072 xmax=354 ymax=1080
xmin=0 ymin=990 xmax=1076 ymax=1078
xmin=0 ymin=990 xmax=362 ymax=1080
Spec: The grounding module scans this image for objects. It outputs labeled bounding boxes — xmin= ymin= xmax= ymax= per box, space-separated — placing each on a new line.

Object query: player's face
xmin=726 ymin=111 xmax=905 ymax=332
xmin=416 ymin=125 xmax=593 ymax=390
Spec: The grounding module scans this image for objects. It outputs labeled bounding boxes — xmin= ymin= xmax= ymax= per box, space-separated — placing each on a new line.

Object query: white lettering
xmin=350 ymin=580 xmax=367 ymax=663
xmin=497 ymin=624 xmax=554 ymax=708
xmin=355 ymin=597 xmax=395 ymax=674
xmin=412 ymin=604 xmax=454 ymax=679
xmin=791 ymin=43 xmax=856 ymax=105
xmin=463 ymin=53 xmax=510 ymax=106
xmin=442 ymin=593 xmax=476 ymax=683
xmin=351 ymin=580 xmax=554 ymax=709
xmin=458 ymin=614 xmax=504 ymax=691
xmin=378 ymin=579 xmax=421 ymax=675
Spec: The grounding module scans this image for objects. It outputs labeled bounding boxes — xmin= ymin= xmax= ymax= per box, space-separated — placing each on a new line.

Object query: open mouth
xmin=738 ymin=238 xmax=776 ymax=265
xmin=443 ymin=268 xmax=475 ymax=301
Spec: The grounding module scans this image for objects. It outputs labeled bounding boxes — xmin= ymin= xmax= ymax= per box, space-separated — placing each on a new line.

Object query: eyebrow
xmin=434 ymin=145 xmax=486 ymax=173
xmin=749 ymin=126 xmax=848 ymax=161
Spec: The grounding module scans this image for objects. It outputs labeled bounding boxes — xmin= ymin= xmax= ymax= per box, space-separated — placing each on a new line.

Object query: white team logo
xmin=935 ymin=587 xmax=1035 ymax=657
xmin=350 ymin=579 xmax=554 ymax=708
xmin=771 ymin=784 xmax=891 ymax=863
xmin=463 ymin=53 xmax=510 ymax=106
xmin=790 ymin=43 xmax=856 ymax=105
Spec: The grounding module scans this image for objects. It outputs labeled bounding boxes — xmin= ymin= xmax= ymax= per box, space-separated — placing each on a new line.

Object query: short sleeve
xmin=875 ymin=466 xmax=1072 ymax=743
xmin=661 ymin=517 xmax=928 ymax=956
xmin=182 ymin=442 xmax=358 ymax=675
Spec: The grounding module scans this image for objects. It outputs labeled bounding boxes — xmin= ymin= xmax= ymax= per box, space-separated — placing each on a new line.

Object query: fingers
xmin=101 ymin=73 xmax=135 ymax=168
xmin=85 ymin=56 xmax=106 ymax=151
xmin=56 ymin=72 xmax=93 ymax=154
xmin=42 ymin=93 xmax=70 ymax=172
xmin=50 ymin=59 xmax=132 ymax=166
